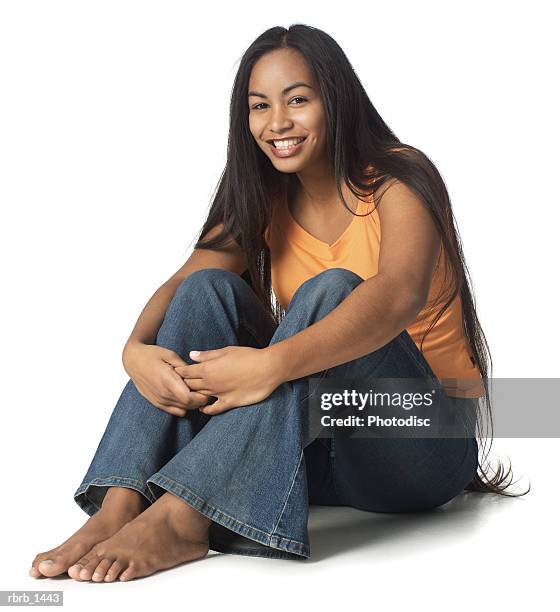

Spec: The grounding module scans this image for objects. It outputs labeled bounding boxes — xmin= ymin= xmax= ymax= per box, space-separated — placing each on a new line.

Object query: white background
xmin=1 ymin=0 xmax=557 ymax=609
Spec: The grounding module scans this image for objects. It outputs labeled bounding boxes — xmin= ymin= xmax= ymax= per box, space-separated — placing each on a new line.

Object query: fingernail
xmin=190 ymin=351 xmax=200 ymax=357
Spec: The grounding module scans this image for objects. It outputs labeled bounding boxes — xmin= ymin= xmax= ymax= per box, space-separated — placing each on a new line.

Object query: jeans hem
xmin=73 ymin=476 xmax=157 ymax=515
xmin=209 ymin=539 xmax=307 ymax=561
xmin=146 ymin=473 xmax=310 ymax=560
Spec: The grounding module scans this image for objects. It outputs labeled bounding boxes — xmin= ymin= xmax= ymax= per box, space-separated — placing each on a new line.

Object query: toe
xmin=28 ymin=566 xmax=42 ymax=578
xmin=68 ymin=552 xmax=92 ymax=581
xmin=67 ymin=564 xmax=83 ymax=580
xmin=91 ymin=558 xmax=114 ymax=582
xmin=32 ymin=550 xmax=59 ymax=577
xmin=79 ymin=555 xmax=102 ymax=581
xmin=119 ymin=562 xmax=138 ymax=582
xmin=32 ymin=541 xmax=92 ymax=577
xmin=37 ymin=559 xmax=65 ymax=577
xmin=104 ymin=559 xmax=124 ymax=582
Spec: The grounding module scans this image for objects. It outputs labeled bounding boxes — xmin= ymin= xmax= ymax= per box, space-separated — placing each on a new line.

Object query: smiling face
xmin=247 ymin=48 xmax=328 ymax=173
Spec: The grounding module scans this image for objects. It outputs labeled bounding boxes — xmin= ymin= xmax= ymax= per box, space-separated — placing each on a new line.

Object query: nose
xmin=268 ymin=105 xmax=293 ymax=133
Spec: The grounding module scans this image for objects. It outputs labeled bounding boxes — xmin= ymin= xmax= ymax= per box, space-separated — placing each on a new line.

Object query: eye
xmin=250 ymin=97 xmax=308 ymax=111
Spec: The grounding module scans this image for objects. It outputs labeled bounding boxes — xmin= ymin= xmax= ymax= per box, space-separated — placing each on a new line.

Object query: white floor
xmin=2 ymin=437 xmax=555 ymax=611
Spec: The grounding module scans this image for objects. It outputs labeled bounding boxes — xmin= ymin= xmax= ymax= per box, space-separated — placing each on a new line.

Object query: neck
xmin=293 ymin=164 xmax=358 ymax=214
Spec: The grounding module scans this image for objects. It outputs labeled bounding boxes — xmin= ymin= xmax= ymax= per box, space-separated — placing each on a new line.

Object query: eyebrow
xmin=248 ymin=81 xmax=313 ymax=99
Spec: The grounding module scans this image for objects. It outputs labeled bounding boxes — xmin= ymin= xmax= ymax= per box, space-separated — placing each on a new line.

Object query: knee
xmin=302 ymin=268 xmax=364 ymax=293
xmin=288 ymin=268 xmax=364 ymax=310
xmin=173 ymin=268 xmax=244 ymax=303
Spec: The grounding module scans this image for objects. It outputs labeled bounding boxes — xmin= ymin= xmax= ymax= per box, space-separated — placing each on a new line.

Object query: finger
xmin=189 ymin=393 xmax=211 ymax=408
xmin=167 ymin=389 xmax=212 ymax=409
xmin=158 ymin=404 xmax=187 ymax=417
xmin=200 ymin=399 xmax=230 ymax=415
xmin=183 ymin=378 xmax=213 ymax=393
xmin=159 ymin=391 xmax=208 ymax=411
xmin=173 ymin=364 xmax=204 ymax=378
xmin=163 ymin=376 xmax=212 ymax=410
xmin=192 ymin=389 xmax=216 ymax=397
xmin=163 ymin=370 xmax=204 ymax=403
xmin=189 ymin=348 xmax=227 ymax=361
xmin=160 ymin=349 xmax=189 ymax=368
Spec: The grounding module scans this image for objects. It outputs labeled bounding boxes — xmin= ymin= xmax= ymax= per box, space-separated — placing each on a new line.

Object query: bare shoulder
xmin=374 ymin=177 xmax=426 ymax=216
xmin=168 ymin=222 xmax=248 ymax=283
xmin=375 ymin=176 xmax=441 ymax=304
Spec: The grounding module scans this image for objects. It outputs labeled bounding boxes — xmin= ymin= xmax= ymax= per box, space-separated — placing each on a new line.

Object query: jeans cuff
xmin=73 ymin=476 xmax=157 ymax=515
xmin=146 ymin=472 xmax=310 ymax=560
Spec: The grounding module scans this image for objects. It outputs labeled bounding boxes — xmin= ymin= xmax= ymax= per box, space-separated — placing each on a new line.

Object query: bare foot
xmin=67 ymin=491 xmax=212 ymax=582
xmin=29 ymin=487 xmax=150 ymax=578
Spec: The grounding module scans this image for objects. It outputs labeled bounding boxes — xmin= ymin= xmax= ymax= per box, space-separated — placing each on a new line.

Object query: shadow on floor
xmin=208 ymin=490 xmax=513 ymax=563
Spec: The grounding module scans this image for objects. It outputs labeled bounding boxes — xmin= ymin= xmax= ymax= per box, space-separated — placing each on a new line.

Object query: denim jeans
xmin=73 ymin=268 xmax=479 ymax=561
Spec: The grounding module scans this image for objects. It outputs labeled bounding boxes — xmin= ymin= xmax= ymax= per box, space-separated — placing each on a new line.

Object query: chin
xmin=272 ymin=163 xmax=304 ymax=175
xmin=271 ymin=156 xmax=306 ymax=168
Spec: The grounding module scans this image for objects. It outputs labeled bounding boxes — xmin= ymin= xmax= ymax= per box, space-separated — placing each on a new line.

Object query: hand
xmin=122 ymin=343 xmax=211 ymax=417
xmin=173 ymin=346 xmax=284 ymax=415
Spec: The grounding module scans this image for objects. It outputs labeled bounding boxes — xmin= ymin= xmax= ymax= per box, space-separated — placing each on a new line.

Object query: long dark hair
xmin=191 ymin=24 xmax=529 ymax=497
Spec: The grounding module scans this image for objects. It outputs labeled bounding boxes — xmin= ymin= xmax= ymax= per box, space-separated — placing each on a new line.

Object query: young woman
xmin=30 ymin=24 xmax=527 ymax=583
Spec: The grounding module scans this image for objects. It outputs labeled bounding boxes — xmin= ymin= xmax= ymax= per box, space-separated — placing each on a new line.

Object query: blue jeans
xmin=73 ymin=268 xmax=478 ymax=561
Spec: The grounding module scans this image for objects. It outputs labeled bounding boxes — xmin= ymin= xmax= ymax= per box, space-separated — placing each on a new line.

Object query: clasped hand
xmin=174 ymin=345 xmax=284 ymax=415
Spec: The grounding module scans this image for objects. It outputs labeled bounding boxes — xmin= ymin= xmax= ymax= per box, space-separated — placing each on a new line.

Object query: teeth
xmin=273 ymin=137 xmax=305 ymax=149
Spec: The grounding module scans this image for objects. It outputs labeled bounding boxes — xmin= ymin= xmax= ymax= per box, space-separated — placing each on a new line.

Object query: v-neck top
xmin=263 ymin=190 xmax=485 ymax=398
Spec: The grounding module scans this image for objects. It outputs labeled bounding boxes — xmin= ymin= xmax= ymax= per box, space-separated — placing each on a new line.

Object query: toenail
xmin=92 ymin=573 xmax=102 ymax=580
xmin=40 ymin=560 xmax=53 ymax=566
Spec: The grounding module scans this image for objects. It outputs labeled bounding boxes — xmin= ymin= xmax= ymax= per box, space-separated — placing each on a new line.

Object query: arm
xmin=122 ymin=223 xmax=247 ymax=362
xmin=265 ymin=180 xmax=442 ymax=383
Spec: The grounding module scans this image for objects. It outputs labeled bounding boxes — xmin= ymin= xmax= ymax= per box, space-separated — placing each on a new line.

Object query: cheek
xmin=311 ymin=128 xmax=327 ymax=150
xmin=249 ymin=123 xmax=268 ymax=150
xmin=305 ymin=134 xmax=321 ymax=151
xmin=302 ymin=105 xmax=325 ymax=132
xmin=302 ymin=122 xmax=325 ymax=150
xmin=248 ymin=116 xmax=259 ymax=139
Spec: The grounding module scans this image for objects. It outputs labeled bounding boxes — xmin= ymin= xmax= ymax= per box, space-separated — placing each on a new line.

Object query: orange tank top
xmin=263 ymin=192 xmax=485 ymax=398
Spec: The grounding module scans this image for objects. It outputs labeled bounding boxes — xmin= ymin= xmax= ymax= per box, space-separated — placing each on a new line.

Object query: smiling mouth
xmin=267 ymin=136 xmax=307 ymax=149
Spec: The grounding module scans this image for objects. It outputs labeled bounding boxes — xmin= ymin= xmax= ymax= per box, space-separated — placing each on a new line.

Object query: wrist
xmin=122 ymin=340 xmax=146 ymax=370
xmin=263 ymin=341 xmax=291 ymax=386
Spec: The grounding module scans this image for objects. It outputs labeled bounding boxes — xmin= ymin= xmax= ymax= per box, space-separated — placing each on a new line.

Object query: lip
xmin=268 ymin=136 xmax=307 ymax=158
